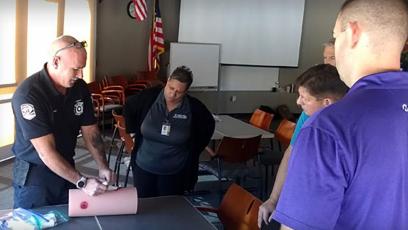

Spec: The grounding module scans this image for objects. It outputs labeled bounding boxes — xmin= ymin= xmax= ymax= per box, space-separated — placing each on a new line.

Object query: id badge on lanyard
xmin=161 ymin=120 xmax=171 ymax=136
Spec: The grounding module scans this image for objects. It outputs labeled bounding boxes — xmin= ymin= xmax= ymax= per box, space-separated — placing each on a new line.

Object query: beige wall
xmin=95 ymin=0 xmax=344 ymax=113
xmin=96 ymin=0 xmax=180 ymax=80
xmin=279 ymin=0 xmax=344 ymax=86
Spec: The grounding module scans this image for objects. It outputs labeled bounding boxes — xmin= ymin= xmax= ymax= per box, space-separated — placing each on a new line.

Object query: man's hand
xmin=82 ymin=177 xmax=108 ymax=196
xmin=99 ymin=167 xmax=116 ymax=185
xmin=258 ymin=198 xmax=277 ymax=228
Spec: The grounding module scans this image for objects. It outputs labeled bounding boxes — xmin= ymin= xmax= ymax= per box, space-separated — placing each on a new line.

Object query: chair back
xmin=117 ymin=122 xmax=134 ymax=154
xmin=136 ymin=70 xmax=157 ymax=81
xmin=112 ymin=110 xmax=134 ymax=154
xmin=218 ymin=183 xmax=261 ymax=230
xmin=126 ymin=83 xmax=147 ymax=96
xmin=109 ymin=75 xmax=128 ymax=88
xmin=216 ymin=135 xmax=261 ymax=163
xmin=249 ymin=109 xmax=274 ymax=131
xmin=101 ymin=75 xmax=110 ymax=89
xmin=88 ymin=81 xmax=102 ymax=94
xmin=129 ymin=79 xmax=151 ymax=86
xmin=274 ymin=119 xmax=296 ymax=150
xmin=244 ymin=198 xmax=262 ymax=230
xmin=91 ymin=95 xmax=101 ymax=118
xmin=112 ymin=110 xmax=125 ymax=128
xmin=102 ymin=89 xmax=125 ymax=105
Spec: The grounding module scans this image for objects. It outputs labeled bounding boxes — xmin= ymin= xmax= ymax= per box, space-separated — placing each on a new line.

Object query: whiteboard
xmin=169 ymin=42 xmax=220 ymax=89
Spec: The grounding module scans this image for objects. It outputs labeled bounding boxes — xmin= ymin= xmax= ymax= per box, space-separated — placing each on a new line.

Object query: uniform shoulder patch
xmin=74 ymin=100 xmax=84 ymax=116
xmin=20 ymin=103 xmax=36 ymax=120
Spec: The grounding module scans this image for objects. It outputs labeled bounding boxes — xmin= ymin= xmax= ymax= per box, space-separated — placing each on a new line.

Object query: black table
xmin=2 ymin=196 xmax=216 ymax=230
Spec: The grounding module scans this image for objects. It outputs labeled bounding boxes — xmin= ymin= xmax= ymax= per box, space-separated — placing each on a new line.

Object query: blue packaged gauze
xmin=0 ymin=208 xmax=69 ymax=229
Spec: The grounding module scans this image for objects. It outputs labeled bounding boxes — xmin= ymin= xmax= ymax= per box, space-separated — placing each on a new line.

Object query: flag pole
xmin=152 ymin=0 xmax=157 ymax=70
xmin=148 ymin=0 xmax=164 ymax=72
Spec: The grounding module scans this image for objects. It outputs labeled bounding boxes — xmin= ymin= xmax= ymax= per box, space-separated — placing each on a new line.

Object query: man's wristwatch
xmin=76 ymin=176 xmax=88 ymax=189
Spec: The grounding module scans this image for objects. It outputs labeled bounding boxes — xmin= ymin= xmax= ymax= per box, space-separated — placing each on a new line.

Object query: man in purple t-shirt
xmin=273 ymin=0 xmax=408 ymax=229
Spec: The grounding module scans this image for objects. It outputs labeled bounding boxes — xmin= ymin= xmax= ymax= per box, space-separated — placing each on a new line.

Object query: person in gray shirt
xmin=124 ymin=66 xmax=215 ymax=197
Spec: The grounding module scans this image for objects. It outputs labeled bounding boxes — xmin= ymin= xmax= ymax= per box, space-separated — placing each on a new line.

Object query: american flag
xmin=132 ymin=0 xmax=148 ymax=21
xmin=148 ymin=0 xmax=165 ymax=71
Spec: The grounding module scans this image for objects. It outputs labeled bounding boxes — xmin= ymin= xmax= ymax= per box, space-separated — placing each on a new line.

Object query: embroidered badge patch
xmin=21 ymin=103 xmax=36 ymax=120
xmin=74 ymin=100 xmax=84 ymax=116
xmin=173 ymin=113 xmax=187 ymax=119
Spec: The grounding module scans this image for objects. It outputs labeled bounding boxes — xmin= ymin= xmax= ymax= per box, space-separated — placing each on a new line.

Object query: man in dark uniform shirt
xmin=11 ymin=35 xmax=115 ymax=208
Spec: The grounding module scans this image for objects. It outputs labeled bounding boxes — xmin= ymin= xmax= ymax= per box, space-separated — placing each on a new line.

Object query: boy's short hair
xmin=295 ymin=64 xmax=349 ymax=101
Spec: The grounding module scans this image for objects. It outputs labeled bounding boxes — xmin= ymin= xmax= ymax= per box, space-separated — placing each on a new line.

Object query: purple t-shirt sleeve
xmin=272 ymin=126 xmax=348 ymax=229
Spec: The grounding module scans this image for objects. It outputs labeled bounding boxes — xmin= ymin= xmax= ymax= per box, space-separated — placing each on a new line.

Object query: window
xmin=0 ymin=1 xmax=16 ymax=86
xmin=64 ymin=0 xmax=92 ymax=83
xmin=0 ymin=0 xmax=96 ymax=156
xmin=0 ymin=102 xmax=15 ymax=147
xmin=27 ymin=0 xmax=58 ymax=76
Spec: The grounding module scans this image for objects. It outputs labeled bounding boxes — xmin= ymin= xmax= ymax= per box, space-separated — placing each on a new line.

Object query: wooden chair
xmin=249 ymin=108 xmax=274 ymax=150
xmin=112 ymin=116 xmax=134 ymax=187
xmin=260 ymin=119 xmax=296 ymax=197
xmin=88 ymin=81 xmax=103 ymax=124
xmin=91 ymin=95 xmax=101 ymax=124
xmin=274 ymin=119 xmax=296 ymax=151
xmin=249 ymin=108 xmax=274 ymax=131
xmin=109 ymin=75 xmax=128 ymax=88
xmin=197 ymin=183 xmax=262 ymax=230
xmin=135 ymin=70 xmax=158 ymax=81
xmin=125 ymin=83 xmax=147 ymax=96
xmin=100 ymin=75 xmax=111 ymax=89
xmin=132 ymin=71 xmax=163 ymax=87
xmin=87 ymin=80 xmax=102 ymax=94
xmin=129 ymin=79 xmax=153 ymax=87
xmin=105 ymin=74 xmax=149 ymax=97
xmin=99 ymin=75 xmax=126 ymax=93
xmin=107 ymin=109 xmax=124 ymax=164
xmin=199 ymin=135 xmax=262 ymax=196
xmin=88 ymin=81 xmax=124 ymax=135
xmin=99 ymin=89 xmax=124 ymax=135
